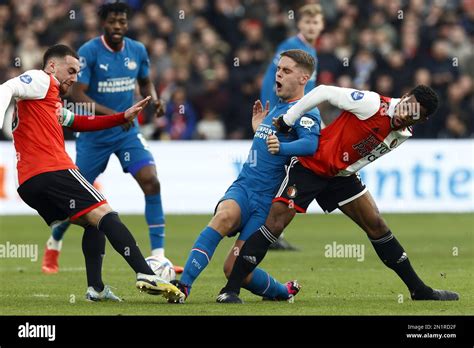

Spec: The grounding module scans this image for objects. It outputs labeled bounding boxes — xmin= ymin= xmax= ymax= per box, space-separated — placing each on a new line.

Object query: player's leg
xmin=218 ymin=202 xmax=297 ymax=302
xmin=218 ymin=159 xmax=321 ymax=301
xmin=70 ymin=189 xmax=184 ymax=302
xmin=176 ymin=199 xmax=242 ymax=298
xmin=338 ymin=188 xmax=459 ymax=301
xmin=222 ymin=233 xmax=297 ymax=303
xmin=117 ymin=134 xmax=168 ymax=259
xmin=42 ymin=142 xmax=110 ymax=273
xmin=131 ymin=164 xmax=167 ymax=257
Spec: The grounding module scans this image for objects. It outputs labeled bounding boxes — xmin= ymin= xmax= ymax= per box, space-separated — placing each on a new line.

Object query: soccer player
xmin=41 ymin=2 xmax=180 ymax=274
xmin=0 ymin=44 xmax=184 ymax=302
xmin=218 ymin=84 xmax=460 ymax=302
xmin=260 ymin=3 xmax=324 ymax=250
xmin=171 ymin=50 xmax=321 ymax=303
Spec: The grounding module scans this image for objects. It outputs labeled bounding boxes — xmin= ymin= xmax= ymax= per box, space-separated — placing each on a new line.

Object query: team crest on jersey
xmin=389 ymin=139 xmax=398 ymax=148
xmin=125 ymin=58 xmax=137 ymax=70
xmin=351 ymin=91 xmax=364 ymax=100
xmin=287 ymin=185 xmax=298 ymax=198
xmin=299 ymin=116 xmax=315 ymax=130
xmin=19 ymin=75 xmax=32 ymax=84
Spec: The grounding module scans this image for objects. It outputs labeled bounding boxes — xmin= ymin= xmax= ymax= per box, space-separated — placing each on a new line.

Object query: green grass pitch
xmin=0 ymin=213 xmax=472 ymax=315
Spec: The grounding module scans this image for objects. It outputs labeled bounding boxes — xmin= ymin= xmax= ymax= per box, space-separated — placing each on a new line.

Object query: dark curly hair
xmin=410 ymin=85 xmax=439 ymax=117
xmin=98 ymin=1 xmax=130 ymax=21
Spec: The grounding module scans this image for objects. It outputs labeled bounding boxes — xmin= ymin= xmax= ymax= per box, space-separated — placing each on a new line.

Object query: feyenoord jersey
xmin=283 ymin=86 xmax=412 ymax=177
xmin=0 ymin=70 xmax=77 ymax=185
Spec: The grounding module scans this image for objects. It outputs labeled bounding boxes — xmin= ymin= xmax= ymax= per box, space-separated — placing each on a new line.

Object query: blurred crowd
xmin=0 ymin=0 xmax=473 ymax=140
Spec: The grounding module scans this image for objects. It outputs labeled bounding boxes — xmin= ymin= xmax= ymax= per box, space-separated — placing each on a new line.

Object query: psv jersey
xmin=283 ymin=85 xmax=412 ymax=177
xmin=0 ymin=70 xmax=76 ymax=185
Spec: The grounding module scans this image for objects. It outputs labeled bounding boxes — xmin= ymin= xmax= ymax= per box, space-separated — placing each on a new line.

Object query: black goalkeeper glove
xmin=272 ymin=114 xmax=292 ymax=133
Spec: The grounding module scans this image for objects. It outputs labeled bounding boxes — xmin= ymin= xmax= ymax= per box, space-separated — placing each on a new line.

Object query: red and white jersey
xmin=283 ymin=85 xmax=412 ymax=177
xmin=0 ymin=70 xmax=76 ymax=185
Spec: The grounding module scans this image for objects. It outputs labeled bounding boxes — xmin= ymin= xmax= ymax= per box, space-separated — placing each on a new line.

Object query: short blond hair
xmin=297 ymin=4 xmax=323 ymax=21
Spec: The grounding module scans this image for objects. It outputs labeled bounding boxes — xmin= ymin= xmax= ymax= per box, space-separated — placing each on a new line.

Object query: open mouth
xmin=112 ymin=33 xmax=122 ymax=40
xmin=276 ymin=81 xmax=282 ymax=91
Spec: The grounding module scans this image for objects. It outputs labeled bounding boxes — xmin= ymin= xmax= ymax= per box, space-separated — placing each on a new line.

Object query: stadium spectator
xmin=0 ymin=0 xmax=472 ymax=140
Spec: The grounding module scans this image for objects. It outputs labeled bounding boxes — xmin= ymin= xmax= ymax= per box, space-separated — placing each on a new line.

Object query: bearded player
xmin=0 ymin=44 xmax=184 ymax=302
xmin=40 ymin=1 xmax=182 ymax=274
xmin=218 ymin=84 xmax=459 ymax=303
xmin=171 ymin=50 xmax=320 ymax=302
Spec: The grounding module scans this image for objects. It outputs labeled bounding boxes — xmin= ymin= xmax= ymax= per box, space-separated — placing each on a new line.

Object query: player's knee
xmin=211 ymin=210 xmax=239 ymax=234
xmin=140 ymin=175 xmax=160 ymax=195
xmin=366 ymin=215 xmax=389 ymax=239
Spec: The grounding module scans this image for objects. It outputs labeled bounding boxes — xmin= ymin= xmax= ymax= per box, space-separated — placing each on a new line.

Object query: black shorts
xmin=273 ymin=158 xmax=367 ymax=213
xmin=17 ymin=169 xmax=107 ymax=226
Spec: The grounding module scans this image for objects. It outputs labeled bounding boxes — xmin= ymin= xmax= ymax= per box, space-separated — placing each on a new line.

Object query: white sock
xmin=46 ymin=236 xmax=62 ymax=251
xmin=151 ymin=248 xmax=165 ymax=259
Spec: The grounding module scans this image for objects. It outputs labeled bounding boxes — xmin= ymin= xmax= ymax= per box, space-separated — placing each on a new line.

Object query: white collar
xmin=387 ymin=98 xmax=400 ymax=118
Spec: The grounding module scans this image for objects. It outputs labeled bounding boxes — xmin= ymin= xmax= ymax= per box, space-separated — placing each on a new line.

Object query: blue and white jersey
xmin=76 ymin=35 xmax=150 ymax=143
xmin=236 ymin=99 xmax=321 ymax=197
xmin=261 ymin=35 xmax=318 ymax=110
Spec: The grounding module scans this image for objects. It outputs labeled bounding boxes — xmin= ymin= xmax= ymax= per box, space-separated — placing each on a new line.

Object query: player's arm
xmin=137 ymin=76 xmax=165 ymax=117
xmin=0 ymin=70 xmax=50 ymax=129
xmin=267 ymin=115 xmax=320 ymax=156
xmin=60 ymin=96 xmax=151 ymax=131
xmin=137 ymin=44 xmax=164 ymax=118
xmin=277 ymin=85 xmax=381 ymax=130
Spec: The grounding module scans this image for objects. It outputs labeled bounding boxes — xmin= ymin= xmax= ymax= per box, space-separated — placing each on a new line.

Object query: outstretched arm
xmin=60 ymin=96 xmax=151 ymax=131
xmin=281 ymin=85 xmax=381 ymax=127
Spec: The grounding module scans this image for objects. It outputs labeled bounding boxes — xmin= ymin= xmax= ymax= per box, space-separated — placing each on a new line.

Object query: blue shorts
xmin=75 ymin=132 xmax=155 ymax=183
xmin=217 ymin=182 xmax=273 ymax=241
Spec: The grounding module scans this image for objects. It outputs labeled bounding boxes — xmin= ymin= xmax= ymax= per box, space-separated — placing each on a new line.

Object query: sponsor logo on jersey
xmin=299 ymin=116 xmax=315 ymax=130
xmin=389 ymin=139 xmax=398 ymax=148
xmin=97 ymin=77 xmax=136 ymax=93
xmin=19 ymin=75 xmax=32 ymax=84
xmin=99 ymin=64 xmax=109 ymax=71
xmin=351 ymin=90 xmax=364 ymax=100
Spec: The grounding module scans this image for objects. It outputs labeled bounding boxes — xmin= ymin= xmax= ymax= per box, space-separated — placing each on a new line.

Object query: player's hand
xmin=272 ymin=114 xmax=292 ymax=133
xmin=122 ymin=96 xmax=151 ymax=131
xmin=152 ymin=99 xmax=166 ymax=118
xmin=252 ymin=100 xmax=269 ymax=132
xmin=267 ymin=134 xmax=280 ymax=155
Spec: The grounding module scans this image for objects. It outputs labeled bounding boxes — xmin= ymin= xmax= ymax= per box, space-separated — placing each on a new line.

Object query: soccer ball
xmin=145 ymin=256 xmax=176 ymax=282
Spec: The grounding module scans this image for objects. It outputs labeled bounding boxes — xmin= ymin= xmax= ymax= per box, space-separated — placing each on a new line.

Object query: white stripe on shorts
xmin=68 ymin=169 xmax=104 ymax=202
xmin=276 ymin=157 xmax=299 ymax=198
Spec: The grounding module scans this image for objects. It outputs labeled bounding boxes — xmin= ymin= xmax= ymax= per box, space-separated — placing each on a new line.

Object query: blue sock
xmin=181 ymin=226 xmax=223 ymax=289
xmin=244 ymin=268 xmax=288 ymax=299
xmin=52 ymin=221 xmax=70 ymax=241
xmin=145 ymin=194 xmax=165 ymax=250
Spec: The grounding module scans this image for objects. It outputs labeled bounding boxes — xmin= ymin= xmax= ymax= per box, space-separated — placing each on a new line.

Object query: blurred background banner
xmin=1 ymin=140 xmax=472 ymax=214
